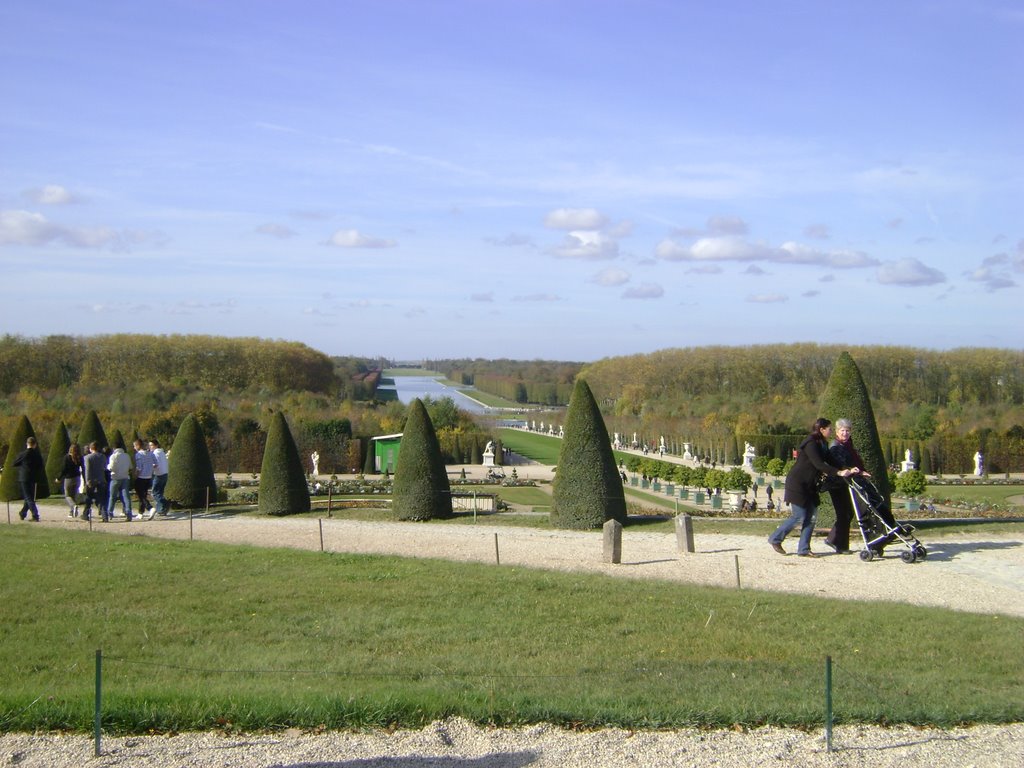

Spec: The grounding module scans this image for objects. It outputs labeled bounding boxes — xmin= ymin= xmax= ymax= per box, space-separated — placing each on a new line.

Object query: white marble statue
xmin=311 ymin=451 xmax=320 ymax=477
xmin=974 ymin=451 xmax=984 ymax=476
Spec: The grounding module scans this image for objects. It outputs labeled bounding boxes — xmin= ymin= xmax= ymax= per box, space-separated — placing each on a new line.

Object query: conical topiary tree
xmin=392 ymin=399 xmax=452 ymax=521
xmin=1 ymin=415 xmax=50 ymax=501
xmin=110 ymin=429 xmax=128 ymax=453
xmin=45 ymin=420 xmax=72 ymax=486
xmin=551 ymin=379 xmax=627 ymax=530
xmin=363 ymin=441 xmax=376 ymax=474
xmin=165 ymin=414 xmax=217 ymax=509
xmin=820 ymin=351 xmax=890 ymax=514
xmin=77 ymin=410 xmax=109 ymax=451
xmin=258 ymin=411 xmax=310 ymax=516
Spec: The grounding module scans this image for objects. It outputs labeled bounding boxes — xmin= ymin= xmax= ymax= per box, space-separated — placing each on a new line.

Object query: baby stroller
xmin=843 ymin=476 xmax=927 ymax=564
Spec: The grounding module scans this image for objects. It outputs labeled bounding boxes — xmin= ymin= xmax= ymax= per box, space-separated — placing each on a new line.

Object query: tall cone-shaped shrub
xmin=110 ymin=429 xmax=128 ymax=453
xmin=551 ymin=379 xmax=626 ymax=529
xmin=1 ymin=415 xmax=50 ymax=501
xmin=392 ymin=399 xmax=452 ymax=521
xmin=820 ymin=351 xmax=890 ymax=509
xmin=165 ymin=414 xmax=217 ymax=509
xmin=259 ymin=411 xmax=310 ymax=516
xmin=77 ymin=411 xmax=109 ymax=451
xmin=45 ymin=420 xmax=72 ymax=486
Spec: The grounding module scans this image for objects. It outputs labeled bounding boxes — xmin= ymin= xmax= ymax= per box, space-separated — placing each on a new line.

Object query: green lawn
xmin=496 ymin=428 xmax=562 ymax=463
xmin=2 ymin=526 xmax=1021 ymax=733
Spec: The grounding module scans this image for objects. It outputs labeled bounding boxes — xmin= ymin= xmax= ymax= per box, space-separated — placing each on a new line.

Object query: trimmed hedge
xmin=76 ymin=410 xmax=109 ymax=451
xmin=44 ymin=420 xmax=72 ymax=486
xmin=551 ymin=379 xmax=626 ymax=529
xmin=165 ymin=414 xmax=217 ymax=509
xmin=259 ymin=411 xmax=311 ymax=516
xmin=1 ymin=415 xmax=50 ymax=501
xmin=392 ymin=399 xmax=452 ymax=521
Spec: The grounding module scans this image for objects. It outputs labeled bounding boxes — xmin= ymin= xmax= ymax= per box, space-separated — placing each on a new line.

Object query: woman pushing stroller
xmin=769 ymin=418 xmax=858 ymax=557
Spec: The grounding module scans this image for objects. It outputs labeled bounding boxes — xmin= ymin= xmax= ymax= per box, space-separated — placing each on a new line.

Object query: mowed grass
xmin=1 ymin=527 xmax=1021 ymax=734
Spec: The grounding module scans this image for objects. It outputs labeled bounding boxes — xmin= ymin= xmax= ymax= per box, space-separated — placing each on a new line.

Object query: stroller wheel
xmin=900 ymin=550 xmax=917 ymax=564
xmin=859 ymin=549 xmax=874 ymax=562
xmin=915 ymin=546 xmax=928 ymax=561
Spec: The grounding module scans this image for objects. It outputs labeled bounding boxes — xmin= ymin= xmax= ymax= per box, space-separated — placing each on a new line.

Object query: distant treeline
xmin=426 ymin=358 xmax=581 ymax=405
xmin=0 ymin=334 xmax=381 ymax=399
xmin=580 ymin=344 xmax=1024 ymax=409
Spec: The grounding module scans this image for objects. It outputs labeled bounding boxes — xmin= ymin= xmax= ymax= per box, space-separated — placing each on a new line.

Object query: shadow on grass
xmin=279 ymin=754 xmax=539 ymax=768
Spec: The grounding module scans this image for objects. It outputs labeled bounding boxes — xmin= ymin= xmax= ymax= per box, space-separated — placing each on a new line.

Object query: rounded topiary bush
xmin=392 ymin=399 xmax=452 ymax=521
xmin=259 ymin=411 xmax=311 ymax=516
xmin=76 ymin=410 xmax=109 ymax=452
xmin=551 ymin=378 xmax=626 ymax=530
xmin=165 ymin=414 xmax=217 ymax=509
xmin=1 ymin=415 xmax=49 ymax=502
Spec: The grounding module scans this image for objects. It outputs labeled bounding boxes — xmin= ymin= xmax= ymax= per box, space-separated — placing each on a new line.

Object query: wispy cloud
xmin=591 ymin=268 xmax=630 ymax=287
xmin=747 ymin=293 xmax=788 ymax=303
xmin=22 ymin=184 xmax=80 ymax=205
xmin=550 ymin=230 xmax=619 ymax=260
xmin=325 ymin=229 xmax=397 ymax=248
xmin=544 ymin=208 xmax=608 ymax=230
xmin=0 ymin=209 xmax=161 ymax=251
xmin=512 ymin=293 xmax=561 ymax=302
xmin=256 ymin=223 xmax=297 ymax=238
xmin=876 ymin=258 xmax=947 ymax=286
xmin=622 ymin=283 xmax=664 ymax=299
xmin=656 ymin=236 xmax=878 ymax=269
xmin=485 ymin=233 xmax=536 ymax=248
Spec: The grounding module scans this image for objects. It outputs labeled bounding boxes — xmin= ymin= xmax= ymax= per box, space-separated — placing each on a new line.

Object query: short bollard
xmin=603 ymin=519 xmax=622 ymax=564
xmin=675 ymin=514 xmax=695 ymax=554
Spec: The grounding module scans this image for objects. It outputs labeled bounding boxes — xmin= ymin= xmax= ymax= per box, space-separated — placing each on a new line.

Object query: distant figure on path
xmin=149 ymin=439 xmax=170 ymax=516
xmin=14 ymin=436 xmax=44 ymax=522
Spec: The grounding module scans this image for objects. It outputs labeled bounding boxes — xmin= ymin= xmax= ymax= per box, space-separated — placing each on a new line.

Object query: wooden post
xmin=675 ymin=513 xmax=695 ymax=554
xmin=493 ymin=533 xmax=500 ymax=565
xmin=603 ymin=519 xmax=622 ymax=564
xmin=319 ymin=518 xmax=324 ymax=552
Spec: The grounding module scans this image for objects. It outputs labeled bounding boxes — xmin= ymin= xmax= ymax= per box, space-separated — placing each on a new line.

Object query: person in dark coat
xmin=13 ymin=436 xmax=44 ymax=521
xmin=825 ymin=418 xmax=869 ymax=553
xmin=769 ymin=418 xmax=856 ymax=557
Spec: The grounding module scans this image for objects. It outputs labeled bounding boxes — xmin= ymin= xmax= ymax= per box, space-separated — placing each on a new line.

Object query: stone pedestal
xmin=603 ymin=519 xmax=622 ymax=564
xmin=675 ymin=514 xmax=695 ymax=554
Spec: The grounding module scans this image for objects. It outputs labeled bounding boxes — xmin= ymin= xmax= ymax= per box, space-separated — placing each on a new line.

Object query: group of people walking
xmin=14 ymin=436 xmax=169 ymax=523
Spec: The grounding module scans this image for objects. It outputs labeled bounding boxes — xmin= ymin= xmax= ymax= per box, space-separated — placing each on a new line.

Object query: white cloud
xmin=550 ymin=230 xmax=619 ymax=260
xmin=876 ymin=258 xmax=947 ymax=286
xmin=326 ymin=229 xmax=396 ymax=248
xmin=544 ymin=208 xmax=608 ymax=230
xmin=0 ymin=209 xmax=157 ymax=251
xmin=747 ymin=293 xmax=788 ymax=303
xmin=622 ymin=283 xmax=664 ymax=299
xmin=656 ymin=236 xmax=879 ymax=269
xmin=591 ymin=268 xmax=630 ymax=287
xmin=256 ymin=223 xmax=297 ymax=238
xmin=23 ymin=184 xmax=79 ymax=205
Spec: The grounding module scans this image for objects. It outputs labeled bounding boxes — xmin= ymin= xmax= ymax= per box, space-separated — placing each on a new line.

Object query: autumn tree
xmin=551 ymin=379 xmax=626 ymax=529
xmin=258 ymin=411 xmax=311 ymax=516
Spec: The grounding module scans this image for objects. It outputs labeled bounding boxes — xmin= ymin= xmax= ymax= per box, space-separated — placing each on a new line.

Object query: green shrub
xmin=165 ymin=414 xmax=217 ymax=509
xmin=820 ymin=351 xmax=890 ymax=528
xmin=551 ymin=379 xmax=626 ymax=529
xmin=259 ymin=412 xmax=311 ymax=516
xmin=392 ymin=399 xmax=452 ymax=521
xmin=896 ymin=469 xmax=928 ymax=496
xmin=44 ymin=421 xmax=71 ymax=486
xmin=76 ymin=410 xmax=108 ymax=451
xmin=1 ymin=415 xmax=49 ymax=501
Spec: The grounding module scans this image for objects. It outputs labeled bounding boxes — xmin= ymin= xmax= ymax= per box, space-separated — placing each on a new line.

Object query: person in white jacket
xmin=107 ymin=447 xmax=134 ymax=521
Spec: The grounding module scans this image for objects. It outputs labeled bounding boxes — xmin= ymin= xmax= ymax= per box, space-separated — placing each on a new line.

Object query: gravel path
xmin=5 ymin=503 xmax=1022 ymax=766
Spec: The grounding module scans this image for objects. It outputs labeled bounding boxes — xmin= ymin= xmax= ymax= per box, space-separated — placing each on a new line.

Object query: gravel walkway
xmin=4 ymin=503 xmax=1022 ymax=766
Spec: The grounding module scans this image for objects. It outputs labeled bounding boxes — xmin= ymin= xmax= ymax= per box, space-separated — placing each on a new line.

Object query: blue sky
xmin=2 ymin=0 xmax=1021 ymax=361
